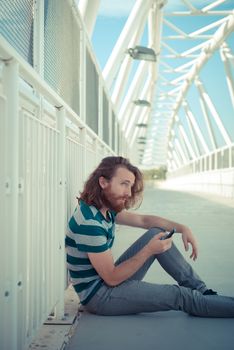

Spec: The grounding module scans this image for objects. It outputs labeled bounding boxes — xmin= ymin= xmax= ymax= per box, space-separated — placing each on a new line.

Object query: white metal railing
xmin=165 ymin=143 xmax=234 ymax=198
xmin=167 ymin=143 xmax=234 ymax=177
xmin=0 ymin=29 xmax=116 ymax=350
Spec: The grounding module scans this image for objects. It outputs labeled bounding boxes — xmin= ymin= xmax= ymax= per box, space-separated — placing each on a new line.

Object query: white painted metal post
xmin=2 ymin=58 xmax=19 ymax=350
xmin=111 ymin=10 xmax=148 ymax=108
xmin=115 ymin=120 xmax=118 ymax=154
xmin=98 ymin=82 xmax=103 ymax=139
xmin=80 ymin=28 xmax=86 ymax=124
xmin=125 ymin=76 xmax=151 ymax=137
xmin=0 ymin=93 xmax=7 ymax=346
xmin=175 ymin=138 xmax=188 ymax=164
xmin=179 ymin=124 xmax=196 ymax=160
xmin=93 ymin=138 xmax=98 ymax=166
xmin=81 ymin=127 xmax=87 ymax=181
xmin=220 ymin=43 xmax=234 ymax=109
xmin=103 ymin=0 xmax=153 ymax=88
xmin=196 ymin=79 xmax=232 ymax=146
xmin=55 ymin=106 xmax=66 ymax=319
xmin=178 ymin=124 xmax=194 ymax=160
xmin=195 ymin=78 xmax=217 ymax=150
xmin=129 ymin=108 xmax=148 ymax=147
xmin=33 ymin=0 xmax=44 ymax=77
xmin=78 ymin=0 xmax=101 ymax=38
xmin=119 ymin=61 xmax=147 ymax=123
xmin=172 ymin=149 xmax=181 ymax=168
xmin=111 ymin=56 xmax=133 ymax=107
xmin=109 ymin=103 xmax=113 ymax=151
xmin=183 ymin=104 xmax=201 ymax=157
xmin=229 ymin=146 xmax=232 ymax=168
xmin=183 ymin=101 xmax=210 ymax=153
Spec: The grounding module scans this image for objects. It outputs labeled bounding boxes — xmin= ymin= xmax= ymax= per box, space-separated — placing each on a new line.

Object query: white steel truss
xmin=83 ymin=0 xmax=234 ymax=170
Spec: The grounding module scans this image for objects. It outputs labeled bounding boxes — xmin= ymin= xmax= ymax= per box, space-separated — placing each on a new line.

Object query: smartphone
xmin=161 ymin=228 xmax=176 ymax=240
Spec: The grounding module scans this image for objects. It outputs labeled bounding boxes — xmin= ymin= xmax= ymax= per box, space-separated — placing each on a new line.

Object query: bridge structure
xmin=0 ymin=1 xmax=233 ymax=349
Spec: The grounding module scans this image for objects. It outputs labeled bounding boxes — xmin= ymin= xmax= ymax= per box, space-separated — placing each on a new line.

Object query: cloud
xmin=98 ymin=0 xmax=136 ymax=18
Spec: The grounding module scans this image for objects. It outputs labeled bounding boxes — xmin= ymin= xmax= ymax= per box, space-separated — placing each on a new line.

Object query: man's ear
xmin=99 ymin=176 xmax=108 ymax=189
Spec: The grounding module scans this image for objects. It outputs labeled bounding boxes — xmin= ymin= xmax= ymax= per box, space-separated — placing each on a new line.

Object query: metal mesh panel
xmin=44 ymin=0 xmax=80 ymax=115
xmin=86 ymin=50 xmax=99 ymax=133
xmin=0 ymin=0 xmax=34 ymax=65
xmin=102 ymin=91 xmax=109 ymax=145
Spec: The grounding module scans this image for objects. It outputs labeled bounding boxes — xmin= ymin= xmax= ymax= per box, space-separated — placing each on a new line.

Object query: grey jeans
xmin=85 ymin=228 xmax=234 ymax=317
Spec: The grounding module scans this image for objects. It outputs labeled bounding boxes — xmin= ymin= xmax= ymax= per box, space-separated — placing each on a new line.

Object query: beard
xmin=101 ymin=186 xmax=129 ymax=213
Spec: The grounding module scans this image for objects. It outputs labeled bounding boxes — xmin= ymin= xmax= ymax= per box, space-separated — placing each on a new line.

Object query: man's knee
xmin=147 ymin=226 xmax=165 ymax=237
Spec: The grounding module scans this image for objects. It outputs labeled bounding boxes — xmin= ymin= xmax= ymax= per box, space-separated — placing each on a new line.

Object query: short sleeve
xmin=68 ymin=215 xmax=109 ymax=253
xmin=76 ymin=225 xmax=109 ymax=253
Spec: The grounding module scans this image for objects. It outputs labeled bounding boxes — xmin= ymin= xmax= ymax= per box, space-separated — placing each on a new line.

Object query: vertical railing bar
xmin=54 ymin=127 xmax=59 ymax=300
xmin=45 ymin=126 xmax=50 ymax=311
xmin=31 ymin=118 xmax=37 ymax=331
xmin=40 ymin=119 xmax=46 ymax=318
xmin=29 ymin=116 xmax=34 ymax=334
xmin=20 ymin=110 xmax=27 ymax=347
xmin=48 ymin=126 xmax=53 ymax=308
xmin=52 ymin=126 xmax=57 ymax=301
xmin=2 ymin=59 xmax=19 ymax=350
xmin=18 ymin=109 xmax=26 ymax=349
xmin=55 ymin=106 xmax=66 ymax=318
xmin=25 ymin=114 xmax=31 ymax=339
xmin=38 ymin=121 xmax=43 ymax=324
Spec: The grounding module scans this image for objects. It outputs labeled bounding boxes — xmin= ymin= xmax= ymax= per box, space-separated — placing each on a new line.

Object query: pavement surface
xmin=65 ymin=184 xmax=234 ymax=350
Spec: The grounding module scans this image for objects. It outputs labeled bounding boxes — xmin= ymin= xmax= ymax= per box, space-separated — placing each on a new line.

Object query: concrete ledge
xmin=28 ymin=286 xmax=81 ymax=350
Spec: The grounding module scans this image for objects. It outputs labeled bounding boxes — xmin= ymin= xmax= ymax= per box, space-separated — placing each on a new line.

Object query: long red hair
xmin=78 ymin=156 xmax=144 ymax=210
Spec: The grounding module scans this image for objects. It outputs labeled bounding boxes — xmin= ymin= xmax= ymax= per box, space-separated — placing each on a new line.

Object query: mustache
xmin=117 ymin=196 xmax=129 ymax=200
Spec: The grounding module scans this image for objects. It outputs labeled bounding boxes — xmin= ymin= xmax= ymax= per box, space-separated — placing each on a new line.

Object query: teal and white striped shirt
xmin=65 ymin=200 xmax=116 ymax=305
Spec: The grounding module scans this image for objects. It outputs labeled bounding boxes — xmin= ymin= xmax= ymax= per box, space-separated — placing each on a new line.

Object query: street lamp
xmin=136 ymin=123 xmax=148 ymax=127
xmin=133 ymin=99 xmax=151 ymax=107
xmin=127 ymin=46 xmax=157 ymax=62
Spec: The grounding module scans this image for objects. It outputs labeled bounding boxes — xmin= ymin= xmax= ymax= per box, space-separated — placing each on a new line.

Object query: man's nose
xmin=124 ymin=188 xmax=131 ymax=197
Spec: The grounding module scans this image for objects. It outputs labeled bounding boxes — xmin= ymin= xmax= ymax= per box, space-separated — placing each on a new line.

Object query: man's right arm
xmin=88 ymin=233 xmax=172 ymax=287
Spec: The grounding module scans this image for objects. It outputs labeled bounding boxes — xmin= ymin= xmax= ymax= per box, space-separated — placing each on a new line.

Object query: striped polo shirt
xmin=65 ymin=200 xmax=116 ymax=305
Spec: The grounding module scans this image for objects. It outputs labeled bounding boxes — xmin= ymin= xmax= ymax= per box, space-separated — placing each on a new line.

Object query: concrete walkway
xmin=65 ymin=184 xmax=234 ymax=350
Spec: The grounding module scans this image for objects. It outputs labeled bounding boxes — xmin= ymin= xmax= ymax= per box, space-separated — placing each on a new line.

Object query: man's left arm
xmin=116 ymin=211 xmax=198 ymax=260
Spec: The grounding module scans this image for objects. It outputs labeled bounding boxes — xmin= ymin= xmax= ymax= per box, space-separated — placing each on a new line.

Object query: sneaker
xmin=203 ymin=289 xmax=218 ymax=296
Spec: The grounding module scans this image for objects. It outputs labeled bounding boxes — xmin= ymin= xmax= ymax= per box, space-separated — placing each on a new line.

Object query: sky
xmin=92 ymin=0 xmax=234 ymax=68
xmin=89 ymin=0 xmax=234 ymax=165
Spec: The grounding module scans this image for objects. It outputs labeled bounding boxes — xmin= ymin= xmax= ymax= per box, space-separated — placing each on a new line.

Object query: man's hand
xmin=116 ymin=211 xmax=198 ymax=260
xmin=181 ymin=226 xmax=198 ymax=261
xmin=88 ymin=233 xmax=172 ymax=287
xmin=146 ymin=232 xmax=172 ymax=255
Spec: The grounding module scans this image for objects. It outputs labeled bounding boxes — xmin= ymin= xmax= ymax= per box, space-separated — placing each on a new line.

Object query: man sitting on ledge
xmin=65 ymin=156 xmax=234 ymax=317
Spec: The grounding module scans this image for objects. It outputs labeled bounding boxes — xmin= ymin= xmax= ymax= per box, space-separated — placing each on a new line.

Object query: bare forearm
xmin=89 ymin=232 xmax=172 ymax=287
xmin=109 ymin=231 xmax=172 ymax=286
xmin=142 ymin=214 xmax=186 ymax=233
xmin=110 ymin=245 xmax=152 ymax=286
